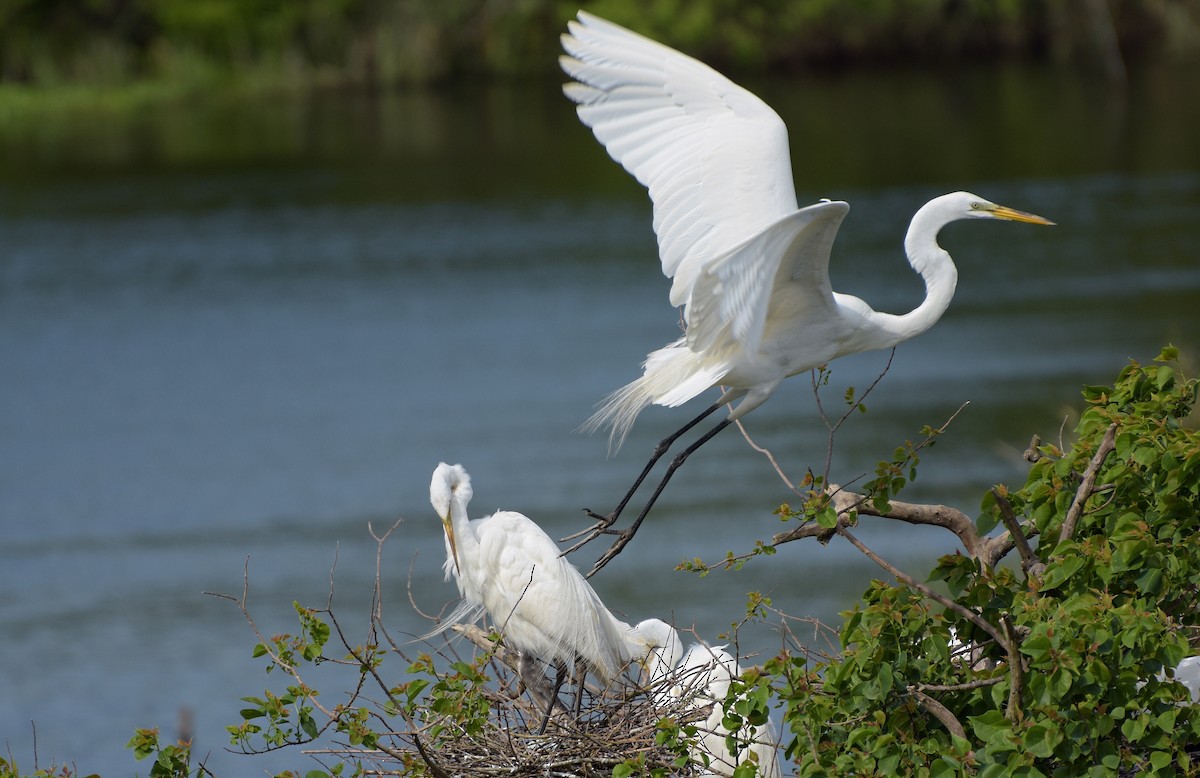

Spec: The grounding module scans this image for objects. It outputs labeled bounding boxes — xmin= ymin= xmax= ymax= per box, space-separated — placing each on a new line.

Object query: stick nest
xmin=354 ymin=625 xmax=708 ymax=777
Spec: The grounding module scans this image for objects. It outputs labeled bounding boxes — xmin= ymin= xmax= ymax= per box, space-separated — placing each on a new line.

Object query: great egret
xmin=559 ymin=12 xmax=1055 ymax=574
xmin=429 ymin=462 xmax=632 ymax=716
xmin=625 ymin=619 xmax=783 ymax=777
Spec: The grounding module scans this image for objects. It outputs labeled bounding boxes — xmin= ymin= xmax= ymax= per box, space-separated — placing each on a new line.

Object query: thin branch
xmin=991 ymin=489 xmax=1044 ymax=580
xmin=1058 ymin=422 xmax=1118 ymax=544
xmin=815 ymin=349 xmax=897 ymax=484
xmin=914 ymin=676 xmax=1004 ymax=693
xmin=834 ymin=525 xmax=1010 ymax=652
xmin=733 ymin=417 xmax=799 ymax=493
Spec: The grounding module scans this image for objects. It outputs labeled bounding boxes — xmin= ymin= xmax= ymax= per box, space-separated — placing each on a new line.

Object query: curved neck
xmin=868 ymin=210 xmax=959 ymax=346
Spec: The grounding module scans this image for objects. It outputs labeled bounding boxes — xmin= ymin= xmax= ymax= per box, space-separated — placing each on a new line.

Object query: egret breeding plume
xmin=428 ymin=462 xmax=632 ymax=724
xmin=625 ymin=619 xmax=783 ymax=777
xmin=559 ymin=12 xmax=1054 ymax=574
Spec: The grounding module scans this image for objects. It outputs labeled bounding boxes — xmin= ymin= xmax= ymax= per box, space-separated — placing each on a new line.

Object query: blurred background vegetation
xmin=2 ymin=0 xmax=1199 ymax=100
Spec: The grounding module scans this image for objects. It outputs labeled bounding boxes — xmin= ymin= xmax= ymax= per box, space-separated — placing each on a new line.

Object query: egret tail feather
xmin=416 ymin=599 xmax=487 ymax=643
xmin=580 ymin=339 xmax=730 ymax=453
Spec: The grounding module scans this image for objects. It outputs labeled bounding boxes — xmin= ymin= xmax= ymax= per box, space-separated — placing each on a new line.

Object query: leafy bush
xmin=776 ymin=347 xmax=1200 ymax=775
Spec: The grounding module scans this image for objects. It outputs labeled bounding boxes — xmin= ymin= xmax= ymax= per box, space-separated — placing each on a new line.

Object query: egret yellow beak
xmin=442 ymin=513 xmax=460 ymax=573
xmin=987 ymin=204 xmax=1055 ymax=226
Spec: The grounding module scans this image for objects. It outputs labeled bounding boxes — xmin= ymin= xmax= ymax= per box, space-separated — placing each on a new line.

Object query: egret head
xmin=430 ymin=462 xmax=472 ymax=573
xmin=627 ymin=618 xmax=683 ymax=681
xmin=953 ymin=191 xmax=1055 ymax=226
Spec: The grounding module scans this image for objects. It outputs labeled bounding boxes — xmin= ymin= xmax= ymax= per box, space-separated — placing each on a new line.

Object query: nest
xmin=370 ymin=624 xmax=710 ymax=777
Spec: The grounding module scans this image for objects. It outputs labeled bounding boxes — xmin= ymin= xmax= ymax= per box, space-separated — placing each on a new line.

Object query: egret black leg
xmin=561 ymin=401 xmax=723 ymax=555
xmin=570 ymin=658 xmax=588 ymax=718
xmin=536 ymin=661 xmax=569 ymax=735
xmin=586 ymin=417 xmax=733 ymax=578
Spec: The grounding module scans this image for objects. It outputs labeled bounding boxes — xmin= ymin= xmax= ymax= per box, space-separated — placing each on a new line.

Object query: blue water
xmin=1 ymin=64 xmax=1198 ymax=775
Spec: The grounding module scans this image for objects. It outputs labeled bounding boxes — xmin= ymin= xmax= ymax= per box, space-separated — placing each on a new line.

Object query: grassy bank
xmin=1 ymin=0 xmax=1199 ymax=118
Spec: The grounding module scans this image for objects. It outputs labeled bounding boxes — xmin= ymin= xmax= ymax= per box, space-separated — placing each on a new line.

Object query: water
xmin=1 ymin=60 xmax=1198 ymax=774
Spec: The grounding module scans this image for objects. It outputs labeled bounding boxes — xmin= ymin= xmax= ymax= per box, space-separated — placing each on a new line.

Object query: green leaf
xmin=1040 ymin=555 xmax=1085 ymax=591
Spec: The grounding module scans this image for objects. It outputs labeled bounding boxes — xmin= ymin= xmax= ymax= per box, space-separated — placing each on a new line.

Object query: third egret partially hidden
xmin=626 ymin=619 xmax=783 ymax=777
xmin=559 ymin=12 xmax=1055 ymax=575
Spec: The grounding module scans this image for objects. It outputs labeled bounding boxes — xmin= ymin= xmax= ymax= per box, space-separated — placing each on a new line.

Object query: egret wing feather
xmin=687 ymin=202 xmax=848 ymax=359
xmin=474 ymin=511 xmax=631 ymax=681
xmin=560 ymin=11 xmax=800 ymax=307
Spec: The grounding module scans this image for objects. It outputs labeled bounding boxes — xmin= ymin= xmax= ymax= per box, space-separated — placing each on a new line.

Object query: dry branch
xmin=1058 ymin=422 xmax=1119 ymax=544
xmin=908 ymin=687 xmax=967 ymax=741
xmin=991 ymin=489 xmax=1044 ymax=580
xmin=773 ymin=484 xmax=1012 ymax=568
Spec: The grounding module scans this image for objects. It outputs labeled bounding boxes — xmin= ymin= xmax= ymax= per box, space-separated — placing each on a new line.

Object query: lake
xmin=1 ymin=58 xmax=1198 ymax=774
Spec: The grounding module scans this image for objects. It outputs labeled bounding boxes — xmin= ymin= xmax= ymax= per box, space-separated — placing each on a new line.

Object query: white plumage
xmin=429 ymin=462 xmax=632 ymax=683
xmin=560 ymin=12 xmax=1054 ymax=451
xmin=625 ymin=619 xmax=783 ymax=777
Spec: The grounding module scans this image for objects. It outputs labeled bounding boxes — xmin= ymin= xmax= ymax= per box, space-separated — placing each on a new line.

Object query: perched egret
xmin=625 ymin=619 xmax=782 ymax=777
xmin=428 ymin=463 xmax=632 ymax=712
xmin=559 ymin=12 xmax=1055 ymax=574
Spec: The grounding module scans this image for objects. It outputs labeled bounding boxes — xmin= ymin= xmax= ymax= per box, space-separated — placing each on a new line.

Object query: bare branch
xmin=775 ymin=485 xmax=994 ymax=563
xmin=815 ymin=349 xmax=897 ymax=484
xmin=914 ymin=676 xmax=1003 ymax=693
xmin=1058 ymin=422 xmax=1118 ymax=544
xmin=907 ymin=687 xmax=967 ymax=741
xmin=991 ymin=489 xmax=1044 ymax=580
xmin=451 ymin=623 xmax=533 ymax=685
xmin=734 ymin=417 xmax=799 ymax=493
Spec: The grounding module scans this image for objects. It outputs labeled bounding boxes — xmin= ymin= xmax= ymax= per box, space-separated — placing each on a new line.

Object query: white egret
xmin=559 ymin=12 xmax=1055 ymax=574
xmin=429 ymin=462 xmax=632 ymax=719
xmin=625 ymin=619 xmax=783 ymax=777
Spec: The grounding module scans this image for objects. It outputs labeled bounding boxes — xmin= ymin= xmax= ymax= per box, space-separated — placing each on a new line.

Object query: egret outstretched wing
xmin=560 ymin=11 xmax=801 ymax=310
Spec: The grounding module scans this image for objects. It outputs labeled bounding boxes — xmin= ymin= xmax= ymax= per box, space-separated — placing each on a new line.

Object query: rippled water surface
xmin=2 ymin=60 xmax=1198 ymax=774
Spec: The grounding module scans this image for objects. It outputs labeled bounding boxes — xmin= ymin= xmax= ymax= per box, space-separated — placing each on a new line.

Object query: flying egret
xmin=559 ymin=12 xmax=1055 ymax=575
xmin=428 ymin=462 xmax=632 ymax=722
xmin=625 ymin=619 xmax=783 ymax=777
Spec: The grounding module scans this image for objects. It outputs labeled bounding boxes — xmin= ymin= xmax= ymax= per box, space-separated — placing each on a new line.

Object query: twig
xmin=914 ymin=676 xmax=1003 ymax=693
xmin=991 ymin=489 xmax=1044 ymax=580
xmin=1058 ymin=422 xmax=1118 ymax=544
xmin=815 ymin=349 xmax=897 ymax=484
xmin=734 ymin=417 xmax=799 ymax=493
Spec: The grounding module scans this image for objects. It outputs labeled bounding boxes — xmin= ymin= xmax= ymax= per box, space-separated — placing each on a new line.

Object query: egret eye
xmin=970 ymin=201 xmax=984 ymax=210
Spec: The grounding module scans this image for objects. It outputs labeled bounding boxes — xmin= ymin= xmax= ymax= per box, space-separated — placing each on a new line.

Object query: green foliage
xmin=778 ymin=347 xmax=1200 ymax=774
xmin=0 ymin=757 xmax=96 ymax=778
xmin=126 ymin=728 xmax=196 ymax=778
xmin=3 ymin=0 xmax=1199 ymax=92
xmin=398 ymin=652 xmax=493 ymax=743
xmin=227 ymin=603 xmax=333 ymax=752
